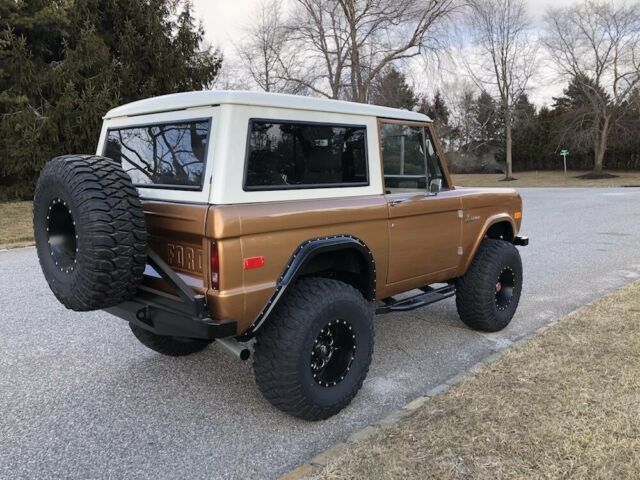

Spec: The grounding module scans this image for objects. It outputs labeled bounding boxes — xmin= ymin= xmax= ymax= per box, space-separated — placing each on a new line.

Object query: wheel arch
xmin=242 ymin=235 xmax=376 ymax=338
xmin=459 ymin=214 xmax=516 ymax=276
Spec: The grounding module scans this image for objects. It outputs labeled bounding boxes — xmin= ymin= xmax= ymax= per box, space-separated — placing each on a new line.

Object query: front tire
xmin=129 ymin=324 xmax=212 ymax=357
xmin=253 ymin=278 xmax=374 ymax=421
xmin=456 ymin=239 xmax=523 ymax=332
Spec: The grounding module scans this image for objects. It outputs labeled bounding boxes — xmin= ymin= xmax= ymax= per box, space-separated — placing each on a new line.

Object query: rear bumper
xmin=105 ymin=286 xmax=237 ymax=340
xmin=513 ymin=235 xmax=529 ymax=246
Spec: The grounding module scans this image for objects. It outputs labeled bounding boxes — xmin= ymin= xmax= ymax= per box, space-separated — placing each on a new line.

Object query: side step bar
xmin=376 ymin=284 xmax=456 ymax=315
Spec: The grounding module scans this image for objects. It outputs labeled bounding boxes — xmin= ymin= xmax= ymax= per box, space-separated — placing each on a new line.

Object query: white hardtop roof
xmin=104 ymin=90 xmax=432 ymax=122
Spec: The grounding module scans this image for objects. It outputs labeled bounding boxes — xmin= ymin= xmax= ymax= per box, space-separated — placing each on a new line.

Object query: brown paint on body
xmin=141 ymin=201 xmax=208 ymax=296
xmin=140 ymin=185 xmax=521 ymax=336
xmin=137 ymin=119 xmax=522 ymax=336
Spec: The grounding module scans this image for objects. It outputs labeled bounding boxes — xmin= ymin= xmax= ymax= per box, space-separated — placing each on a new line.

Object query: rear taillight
xmin=210 ymin=241 xmax=219 ymax=290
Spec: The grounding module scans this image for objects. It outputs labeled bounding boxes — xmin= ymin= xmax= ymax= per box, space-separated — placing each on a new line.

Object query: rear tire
xmin=129 ymin=324 xmax=212 ymax=357
xmin=33 ymin=155 xmax=147 ymax=311
xmin=253 ymin=278 xmax=374 ymax=421
xmin=456 ymin=239 xmax=523 ymax=332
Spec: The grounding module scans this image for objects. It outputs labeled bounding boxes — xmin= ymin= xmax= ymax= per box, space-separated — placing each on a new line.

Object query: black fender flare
xmin=242 ymin=235 xmax=376 ymax=337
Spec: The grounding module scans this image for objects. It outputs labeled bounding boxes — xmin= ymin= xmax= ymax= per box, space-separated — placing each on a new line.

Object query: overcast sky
xmin=192 ymin=0 xmax=584 ymax=105
xmin=193 ymin=0 xmax=582 ymax=52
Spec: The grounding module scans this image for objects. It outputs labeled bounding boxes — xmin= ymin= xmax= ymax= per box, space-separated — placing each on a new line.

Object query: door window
xmin=425 ymin=128 xmax=447 ymax=188
xmin=379 ymin=123 xmax=427 ymax=193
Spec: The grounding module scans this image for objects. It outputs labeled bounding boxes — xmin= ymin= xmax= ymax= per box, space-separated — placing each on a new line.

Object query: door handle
xmin=389 ymin=199 xmax=408 ymax=207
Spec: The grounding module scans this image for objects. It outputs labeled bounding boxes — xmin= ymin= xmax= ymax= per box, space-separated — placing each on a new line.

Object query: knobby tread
xmin=456 ymin=239 xmax=523 ymax=332
xmin=34 ymin=155 xmax=148 ymax=311
xmin=129 ymin=324 xmax=212 ymax=356
xmin=253 ymin=278 xmax=374 ymax=421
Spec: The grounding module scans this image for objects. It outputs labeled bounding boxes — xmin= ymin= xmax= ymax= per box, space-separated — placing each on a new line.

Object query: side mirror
xmin=428 ymin=178 xmax=442 ymax=196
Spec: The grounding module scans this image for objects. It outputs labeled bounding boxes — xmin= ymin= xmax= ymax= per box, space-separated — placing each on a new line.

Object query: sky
xmin=193 ymin=0 xmax=582 ymax=52
xmin=192 ymin=0 xmax=584 ymax=105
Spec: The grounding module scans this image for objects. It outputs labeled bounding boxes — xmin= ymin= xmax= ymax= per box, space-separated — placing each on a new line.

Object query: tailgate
xmin=141 ymin=201 xmax=209 ymax=296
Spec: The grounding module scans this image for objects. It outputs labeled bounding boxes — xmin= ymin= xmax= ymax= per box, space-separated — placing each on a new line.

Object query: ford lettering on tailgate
xmin=167 ymin=243 xmax=204 ymax=274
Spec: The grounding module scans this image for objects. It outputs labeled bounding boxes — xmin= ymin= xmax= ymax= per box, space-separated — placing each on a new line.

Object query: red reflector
xmin=210 ymin=242 xmax=219 ymax=290
xmin=243 ymin=256 xmax=265 ymax=270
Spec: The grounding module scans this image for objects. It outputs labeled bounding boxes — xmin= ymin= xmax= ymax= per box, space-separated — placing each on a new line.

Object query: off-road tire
xmin=33 ymin=155 xmax=147 ymax=311
xmin=253 ymin=278 xmax=374 ymax=421
xmin=129 ymin=324 xmax=212 ymax=356
xmin=456 ymin=239 xmax=522 ymax=332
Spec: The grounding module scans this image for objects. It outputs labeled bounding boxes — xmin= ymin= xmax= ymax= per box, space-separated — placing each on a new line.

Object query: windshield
xmin=104 ymin=119 xmax=211 ymax=190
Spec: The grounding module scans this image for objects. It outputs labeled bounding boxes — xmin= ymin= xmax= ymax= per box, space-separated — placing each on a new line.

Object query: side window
xmin=105 ymin=120 xmax=210 ymax=189
xmin=425 ymin=128 xmax=447 ymax=189
xmin=380 ymin=123 xmax=427 ymax=193
xmin=244 ymin=120 xmax=368 ymax=190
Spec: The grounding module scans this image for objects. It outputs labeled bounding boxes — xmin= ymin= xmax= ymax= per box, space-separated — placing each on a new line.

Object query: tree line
xmin=0 ymin=0 xmax=221 ymax=200
xmin=1 ymin=0 xmax=639 ymax=200
xmin=380 ymin=69 xmax=640 ymax=174
xmin=229 ymin=0 xmax=640 ymax=180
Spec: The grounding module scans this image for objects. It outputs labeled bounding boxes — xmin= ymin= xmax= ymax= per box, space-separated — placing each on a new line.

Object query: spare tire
xmin=33 ymin=155 xmax=148 ymax=311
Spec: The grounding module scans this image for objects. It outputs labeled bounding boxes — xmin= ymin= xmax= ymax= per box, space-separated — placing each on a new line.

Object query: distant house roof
xmin=104 ymin=90 xmax=432 ymax=122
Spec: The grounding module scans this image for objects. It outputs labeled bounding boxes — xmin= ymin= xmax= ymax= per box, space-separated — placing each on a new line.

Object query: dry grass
xmin=452 ymin=170 xmax=640 ymax=188
xmin=313 ymin=281 xmax=640 ymax=480
xmin=0 ymin=201 xmax=34 ymax=247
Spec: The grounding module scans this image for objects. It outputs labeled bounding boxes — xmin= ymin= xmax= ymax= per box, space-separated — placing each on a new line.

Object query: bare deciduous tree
xmin=235 ymin=0 xmax=296 ymax=93
xmin=339 ymin=0 xmax=458 ymax=103
xmin=463 ymin=0 xmax=537 ymax=180
xmin=441 ymin=79 xmax=477 ymax=152
xmin=213 ymin=60 xmax=253 ymax=91
xmin=282 ymin=0 xmax=351 ymax=98
xmin=282 ymin=0 xmax=458 ymax=101
xmin=544 ymin=0 xmax=640 ymax=175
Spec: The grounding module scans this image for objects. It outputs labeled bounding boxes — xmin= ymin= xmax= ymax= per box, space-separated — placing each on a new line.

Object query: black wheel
xmin=253 ymin=278 xmax=374 ymax=421
xmin=456 ymin=239 xmax=523 ymax=332
xmin=129 ymin=324 xmax=212 ymax=357
xmin=33 ymin=155 xmax=147 ymax=311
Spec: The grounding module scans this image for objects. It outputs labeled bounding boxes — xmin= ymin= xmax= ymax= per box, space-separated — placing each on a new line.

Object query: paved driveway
xmin=1 ymin=188 xmax=639 ymax=479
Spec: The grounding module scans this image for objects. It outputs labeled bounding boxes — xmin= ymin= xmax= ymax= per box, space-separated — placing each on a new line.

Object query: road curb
xmin=0 ymin=241 xmax=35 ymax=251
xmin=279 ymin=309 xmax=589 ymax=480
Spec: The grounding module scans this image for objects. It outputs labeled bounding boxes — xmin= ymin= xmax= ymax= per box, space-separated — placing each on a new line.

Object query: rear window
xmin=244 ymin=120 xmax=368 ymax=190
xmin=104 ymin=119 xmax=211 ymax=190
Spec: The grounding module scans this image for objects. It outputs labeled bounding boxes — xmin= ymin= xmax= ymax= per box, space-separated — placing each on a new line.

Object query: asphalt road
xmin=2 ymin=188 xmax=640 ymax=479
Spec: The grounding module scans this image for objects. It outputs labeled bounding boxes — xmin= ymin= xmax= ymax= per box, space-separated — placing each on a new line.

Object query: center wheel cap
xmin=495 ymin=267 xmax=516 ymax=311
xmin=310 ymin=319 xmax=356 ymax=388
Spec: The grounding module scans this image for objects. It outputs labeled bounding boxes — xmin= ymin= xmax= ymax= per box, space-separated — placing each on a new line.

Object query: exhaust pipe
xmin=217 ymin=338 xmax=251 ymax=361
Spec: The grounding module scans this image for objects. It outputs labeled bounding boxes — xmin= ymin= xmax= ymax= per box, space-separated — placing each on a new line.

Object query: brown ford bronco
xmin=33 ymin=91 xmax=528 ymax=420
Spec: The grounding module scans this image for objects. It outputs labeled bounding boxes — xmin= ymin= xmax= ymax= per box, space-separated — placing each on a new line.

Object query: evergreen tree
xmin=425 ymin=91 xmax=449 ymax=126
xmin=424 ymin=91 xmax=449 ymax=131
xmin=0 ymin=0 xmax=222 ymax=200
xmin=511 ymin=94 xmax=540 ymax=170
xmin=418 ymin=91 xmax=451 ymax=149
xmin=552 ymin=73 xmax=610 ymax=160
xmin=369 ymin=66 xmax=417 ymax=110
xmin=474 ymin=90 xmax=502 ymax=150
